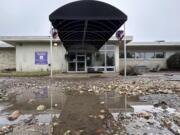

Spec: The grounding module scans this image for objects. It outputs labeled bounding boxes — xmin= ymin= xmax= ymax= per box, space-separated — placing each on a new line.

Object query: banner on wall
xmin=35 ymin=51 xmax=48 ymax=65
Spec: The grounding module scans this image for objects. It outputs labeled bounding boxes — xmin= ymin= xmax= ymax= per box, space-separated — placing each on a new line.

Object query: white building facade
xmin=0 ymin=36 xmax=180 ymax=73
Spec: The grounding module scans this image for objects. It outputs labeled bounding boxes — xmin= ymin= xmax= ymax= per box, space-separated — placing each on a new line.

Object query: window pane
xmin=120 ymin=52 xmax=135 ymax=58
xmin=98 ymin=68 xmax=105 ymax=72
xmin=68 ymin=52 xmax=76 ymax=61
xmin=86 ymin=53 xmax=92 ymax=66
xmin=68 ymin=62 xmax=76 ymax=71
xmin=155 ymin=52 xmax=165 ymax=58
xmin=106 ymin=51 xmax=115 ymax=66
xmin=77 ymin=56 xmax=85 ymax=61
xmin=107 ymin=68 xmax=114 ymax=71
xmin=145 ymin=52 xmax=155 ymax=59
xmin=127 ymin=52 xmax=135 ymax=58
xmin=106 ymin=45 xmax=115 ymax=50
xmin=135 ymin=52 xmax=145 ymax=59
xmin=93 ymin=52 xmax=105 ymax=66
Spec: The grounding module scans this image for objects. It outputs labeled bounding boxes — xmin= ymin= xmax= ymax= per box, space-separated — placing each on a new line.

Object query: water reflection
xmin=7 ymin=86 xmax=66 ymax=112
xmin=100 ymin=91 xmax=136 ymax=113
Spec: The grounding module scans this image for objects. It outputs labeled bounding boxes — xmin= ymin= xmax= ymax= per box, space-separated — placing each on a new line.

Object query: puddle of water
xmin=0 ymin=113 xmax=60 ymax=126
xmin=0 ymin=86 xmax=64 ymax=127
xmin=100 ymin=92 xmax=177 ymax=121
xmin=105 ymin=92 xmax=178 ymax=135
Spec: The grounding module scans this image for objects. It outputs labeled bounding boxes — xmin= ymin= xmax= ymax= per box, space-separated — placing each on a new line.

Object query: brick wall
xmin=0 ymin=48 xmax=16 ymax=70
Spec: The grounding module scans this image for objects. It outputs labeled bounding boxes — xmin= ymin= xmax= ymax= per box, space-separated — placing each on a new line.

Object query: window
xmin=120 ymin=51 xmax=166 ymax=59
xmin=106 ymin=51 xmax=115 ymax=66
xmin=135 ymin=52 xmax=145 ymax=59
xmin=106 ymin=45 xmax=115 ymax=51
xmin=120 ymin=52 xmax=135 ymax=58
xmin=94 ymin=52 xmax=105 ymax=66
xmin=155 ymin=52 xmax=165 ymax=58
xmin=68 ymin=52 xmax=76 ymax=62
xmin=145 ymin=52 xmax=155 ymax=59
xmin=88 ymin=44 xmax=115 ymax=72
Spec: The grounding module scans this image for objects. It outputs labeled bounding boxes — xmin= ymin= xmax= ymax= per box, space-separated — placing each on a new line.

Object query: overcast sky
xmin=0 ymin=0 xmax=180 ymax=41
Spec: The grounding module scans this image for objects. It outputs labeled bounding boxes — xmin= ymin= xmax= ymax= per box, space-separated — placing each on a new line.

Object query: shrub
xmin=120 ymin=66 xmax=140 ymax=76
xmin=167 ymin=53 xmax=180 ymax=70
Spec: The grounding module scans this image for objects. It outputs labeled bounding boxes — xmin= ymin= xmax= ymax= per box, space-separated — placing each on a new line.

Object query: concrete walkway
xmin=53 ymin=73 xmax=119 ymax=79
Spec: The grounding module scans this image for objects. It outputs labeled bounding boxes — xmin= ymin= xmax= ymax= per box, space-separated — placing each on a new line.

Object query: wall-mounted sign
xmin=116 ymin=30 xmax=124 ymax=40
xmin=35 ymin=51 xmax=48 ymax=65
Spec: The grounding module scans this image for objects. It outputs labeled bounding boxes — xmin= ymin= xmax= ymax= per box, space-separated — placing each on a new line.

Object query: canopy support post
xmin=50 ymin=35 xmax=53 ymax=78
xmin=123 ymin=23 xmax=127 ymax=78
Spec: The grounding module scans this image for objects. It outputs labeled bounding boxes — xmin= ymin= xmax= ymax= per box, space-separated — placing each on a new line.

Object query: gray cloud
xmin=0 ymin=0 xmax=180 ymax=41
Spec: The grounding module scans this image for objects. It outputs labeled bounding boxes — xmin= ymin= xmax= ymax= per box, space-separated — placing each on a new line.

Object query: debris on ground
xmin=52 ymin=91 xmax=126 ymax=135
xmin=0 ymin=125 xmax=13 ymax=135
xmin=7 ymin=110 xmax=21 ymax=121
xmin=36 ymin=105 xmax=46 ymax=111
xmin=0 ymin=75 xmax=179 ymax=135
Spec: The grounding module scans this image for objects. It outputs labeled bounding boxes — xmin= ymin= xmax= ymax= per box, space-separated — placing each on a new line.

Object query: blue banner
xmin=35 ymin=51 xmax=48 ymax=65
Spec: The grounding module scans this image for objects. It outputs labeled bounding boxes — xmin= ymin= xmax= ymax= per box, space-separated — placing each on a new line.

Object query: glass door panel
xmin=77 ymin=62 xmax=85 ymax=71
xmin=77 ymin=55 xmax=86 ymax=72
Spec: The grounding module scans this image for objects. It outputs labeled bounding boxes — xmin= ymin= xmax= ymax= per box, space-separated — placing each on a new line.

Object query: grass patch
xmin=0 ymin=71 xmax=50 ymax=77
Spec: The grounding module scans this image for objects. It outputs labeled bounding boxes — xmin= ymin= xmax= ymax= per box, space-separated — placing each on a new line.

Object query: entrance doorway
xmin=77 ymin=54 xmax=86 ymax=72
xmin=67 ymin=45 xmax=116 ymax=73
xmin=68 ymin=52 xmax=86 ymax=72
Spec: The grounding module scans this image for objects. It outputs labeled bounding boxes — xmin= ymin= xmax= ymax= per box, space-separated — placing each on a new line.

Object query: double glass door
xmin=68 ymin=53 xmax=86 ymax=72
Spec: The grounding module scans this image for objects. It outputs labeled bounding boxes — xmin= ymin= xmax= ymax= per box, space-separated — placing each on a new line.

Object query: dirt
xmin=0 ymin=74 xmax=179 ymax=135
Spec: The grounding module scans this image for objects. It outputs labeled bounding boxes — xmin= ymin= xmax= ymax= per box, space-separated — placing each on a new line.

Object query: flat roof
xmin=127 ymin=41 xmax=180 ymax=46
xmin=0 ymin=41 xmax=14 ymax=48
xmin=0 ymin=36 xmax=133 ymax=45
xmin=1 ymin=36 xmax=180 ymax=47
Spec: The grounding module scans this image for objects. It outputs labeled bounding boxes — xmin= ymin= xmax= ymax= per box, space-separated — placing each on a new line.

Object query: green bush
xmin=167 ymin=53 xmax=180 ymax=70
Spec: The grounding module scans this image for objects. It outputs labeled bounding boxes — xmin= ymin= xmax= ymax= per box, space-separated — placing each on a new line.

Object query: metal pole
xmin=124 ymin=23 xmax=127 ymax=78
xmin=49 ymin=25 xmax=53 ymax=112
xmin=50 ymin=27 xmax=53 ymax=78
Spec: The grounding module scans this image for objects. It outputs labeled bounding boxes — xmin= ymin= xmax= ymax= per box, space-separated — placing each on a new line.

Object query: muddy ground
xmin=0 ymin=74 xmax=180 ymax=135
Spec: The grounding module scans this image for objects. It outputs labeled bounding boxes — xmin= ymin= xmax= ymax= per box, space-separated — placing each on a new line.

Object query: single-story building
xmin=0 ymin=41 xmax=16 ymax=70
xmin=0 ymin=36 xmax=180 ymax=73
xmin=0 ymin=1 xmax=179 ymax=73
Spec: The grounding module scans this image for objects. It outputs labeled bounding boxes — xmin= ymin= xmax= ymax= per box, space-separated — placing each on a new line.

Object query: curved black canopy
xmin=49 ymin=0 xmax=127 ymax=50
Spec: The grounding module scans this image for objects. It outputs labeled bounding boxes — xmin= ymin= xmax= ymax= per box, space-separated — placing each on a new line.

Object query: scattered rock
xmin=23 ymin=115 xmax=34 ymax=124
xmin=154 ymin=101 xmax=168 ymax=109
xmin=138 ymin=112 xmax=150 ymax=120
xmin=0 ymin=125 xmax=13 ymax=135
xmin=64 ymin=130 xmax=71 ymax=135
xmin=100 ymin=109 xmax=105 ymax=113
xmin=7 ymin=110 xmax=21 ymax=121
xmin=28 ymin=99 xmax=36 ymax=104
xmin=53 ymin=122 xmax=59 ymax=126
xmin=54 ymin=104 xmax=58 ymax=107
xmin=36 ymin=105 xmax=46 ymax=111
xmin=162 ymin=118 xmax=172 ymax=128
xmin=98 ymin=114 xmax=105 ymax=119
xmin=174 ymin=112 xmax=180 ymax=126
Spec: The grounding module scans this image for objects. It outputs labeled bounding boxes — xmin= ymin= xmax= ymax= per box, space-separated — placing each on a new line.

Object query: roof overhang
xmin=0 ymin=36 xmax=132 ymax=46
xmin=49 ymin=0 xmax=127 ymax=50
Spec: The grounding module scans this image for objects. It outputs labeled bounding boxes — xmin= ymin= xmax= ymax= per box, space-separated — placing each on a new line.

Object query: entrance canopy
xmin=49 ymin=0 xmax=127 ymax=50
